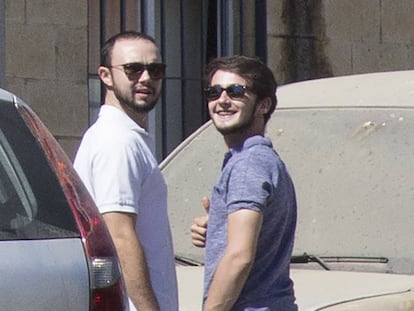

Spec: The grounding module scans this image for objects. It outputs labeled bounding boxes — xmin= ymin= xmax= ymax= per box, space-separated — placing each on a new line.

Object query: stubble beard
xmin=213 ymin=104 xmax=258 ymax=135
xmin=113 ymin=84 xmax=159 ymax=113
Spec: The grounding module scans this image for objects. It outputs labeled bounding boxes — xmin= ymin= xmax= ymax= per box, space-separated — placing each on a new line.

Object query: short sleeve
xmin=91 ymin=137 xmax=145 ymax=214
xmin=226 ymin=150 xmax=275 ymax=213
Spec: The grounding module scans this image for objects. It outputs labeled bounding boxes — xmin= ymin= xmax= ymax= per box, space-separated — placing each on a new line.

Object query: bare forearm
xmin=203 ymin=252 xmax=252 ymax=311
xmin=116 ymin=236 xmax=160 ymax=310
xmin=103 ymin=213 xmax=160 ymax=311
xmin=204 ymin=209 xmax=262 ymax=311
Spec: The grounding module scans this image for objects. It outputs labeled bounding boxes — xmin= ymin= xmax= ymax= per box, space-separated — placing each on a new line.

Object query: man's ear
xmin=98 ymin=66 xmax=113 ymax=87
xmin=258 ymin=97 xmax=272 ymax=115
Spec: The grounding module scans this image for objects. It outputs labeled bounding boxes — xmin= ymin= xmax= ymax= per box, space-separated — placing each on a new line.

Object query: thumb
xmin=201 ymin=196 xmax=210 ymax=214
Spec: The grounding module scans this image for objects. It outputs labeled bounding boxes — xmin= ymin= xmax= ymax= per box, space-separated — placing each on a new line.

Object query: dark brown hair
xmin=100 ymin=31 xmax=157 ymax=67
xmin=205 ymin=55 xmax=278 ymax=123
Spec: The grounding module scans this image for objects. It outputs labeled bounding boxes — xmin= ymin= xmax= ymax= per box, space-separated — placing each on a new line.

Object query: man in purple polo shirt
xmin=191 ymin=55 xmax=298 ymax=311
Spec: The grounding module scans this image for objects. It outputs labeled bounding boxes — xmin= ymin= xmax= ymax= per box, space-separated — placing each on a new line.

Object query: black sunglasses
xmin=204 ymin=84 xmax=248 ymax=101
xmin=110 ymin=62 xmax=166 ymax=80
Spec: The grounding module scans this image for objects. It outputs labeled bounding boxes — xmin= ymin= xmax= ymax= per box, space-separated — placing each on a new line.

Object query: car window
xmin=0 ymin=102 xmax=78 ymax=240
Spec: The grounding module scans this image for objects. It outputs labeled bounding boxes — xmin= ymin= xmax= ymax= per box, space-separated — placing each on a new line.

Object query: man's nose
xmin=138 ymin=69 xmax=151 ymax=81
xmin=217 ymin=95 xmax=231 ymax=107
xmin=217 ymin=89 xmax=232 ymax=103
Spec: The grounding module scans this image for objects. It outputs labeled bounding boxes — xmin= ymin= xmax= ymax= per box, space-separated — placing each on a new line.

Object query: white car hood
xmin=176 ymin=266 xmax=414 ymax=311
xmin=292 ymin=269 xmax=414 ymax=310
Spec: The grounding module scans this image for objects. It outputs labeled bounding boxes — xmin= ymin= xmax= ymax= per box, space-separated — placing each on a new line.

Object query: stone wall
xmin=4 ymin=0 xmax=88 ymax=159
xmin=268 ymin=0 xmax=414 ymax=84
xmin=3 ymin=0 xmax=414 ymax=158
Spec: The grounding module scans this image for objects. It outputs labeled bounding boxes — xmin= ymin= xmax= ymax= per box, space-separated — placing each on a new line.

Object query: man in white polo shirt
xmin=74 ymin=31 xmax=178 ymax=311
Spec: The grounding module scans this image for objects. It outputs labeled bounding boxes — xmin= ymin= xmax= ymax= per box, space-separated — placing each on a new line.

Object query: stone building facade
xmin=2 ymin=0 xmax=414 ymax=160
xmin=3 ymin=0 xmax=88 ymax=159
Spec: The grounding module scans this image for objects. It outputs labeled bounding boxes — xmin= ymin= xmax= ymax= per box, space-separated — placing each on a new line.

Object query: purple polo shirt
xmin=204 ymin=135 xmax=298 ymax=310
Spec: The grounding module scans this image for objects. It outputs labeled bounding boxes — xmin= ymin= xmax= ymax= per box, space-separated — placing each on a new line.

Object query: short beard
xmin=214 ymin=104 xmax=258 ymax=135
xmin=123 ymin=96 xmax=157 ymax=113
xmin=214 ymin=115 xmax=255 ymax=135
xmin=113 ymin=86 xmax=158 ymax=113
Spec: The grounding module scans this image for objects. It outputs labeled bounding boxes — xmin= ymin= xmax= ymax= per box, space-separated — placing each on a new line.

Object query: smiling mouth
xmin=217 ymin=110 xmax=236 ymax=116
xmin=215 ymin=111 xmax=237 ymax=122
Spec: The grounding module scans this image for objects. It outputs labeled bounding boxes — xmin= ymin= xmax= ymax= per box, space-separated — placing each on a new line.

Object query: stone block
xmin=4 ymin=77 xmax=87 ymax=159
xmin=406 ymin=44 xmax=414 ymax=69
xmin=267 ymin=37 xmax=289 ymax=84
xmin=56 ymin=27 xmax=88 ymax=82
xmin=25 ymin=79 xmax=88 ymax=137
xmin=324 ymin=0 xmax=381 ymax=42
xmin=267 ymin=0 xmax=287 ymax=36
xmin=5 ymin=0 xmax=25 ymax=24
xmin=325 ymin=39 xmax=353 ymax=76
xmin=27 ymin=0 xmax=87 ymax=27
xmin=5 ymin=24 xmax=56 ymax=80
xmin=352 ymin=41 xmax=409 ymax=74
xmin=382 ymin=0 xmax=414 ymax=43
xmin=4 ymin=77 xmax=26 ymax=99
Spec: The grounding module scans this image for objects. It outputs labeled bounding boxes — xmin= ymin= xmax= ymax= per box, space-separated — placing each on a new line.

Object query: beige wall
xmin=3 ymin=0 xmax=414 ymax=158
xmin=268 ymin=0 xmax=414 ymax=84
xmin=4 ymin=0 xmax=88 ymax=159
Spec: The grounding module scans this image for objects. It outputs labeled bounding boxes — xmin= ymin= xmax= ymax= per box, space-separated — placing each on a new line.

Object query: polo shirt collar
xmin=230 ymin=135 xmax=272 ymax=154
xmin=222 ymin=135 xmax=272 ymax=169
xmin=99 ymin=104 xmax=148 ymax=135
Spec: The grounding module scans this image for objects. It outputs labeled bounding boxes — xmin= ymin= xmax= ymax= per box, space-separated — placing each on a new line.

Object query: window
xmin=0 ymin=103 xmax=78 ymax=240
xmin=88 ymin=0 xmax=267 ymax=160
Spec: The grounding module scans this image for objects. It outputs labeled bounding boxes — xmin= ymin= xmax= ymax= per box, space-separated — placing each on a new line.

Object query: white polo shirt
xmin=74 ymin=105 xmax=178 ymax=311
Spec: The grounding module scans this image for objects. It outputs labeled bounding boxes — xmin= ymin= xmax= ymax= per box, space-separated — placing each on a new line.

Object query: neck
xmin=223 ymin=129 xmax=264 ymax=149
xmin=104 ymin=93 xmax=148 ymax=130
xmin=124 ymin=105 xmax=148 ymax=130
xmin=221 ymin=123 xmax=265 ymax=149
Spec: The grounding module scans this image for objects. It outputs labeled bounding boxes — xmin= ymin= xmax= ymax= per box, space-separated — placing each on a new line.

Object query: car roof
xmin=0 ymin=88 xmax=16 ymax=104
xmin=277 ymin=70 xmax=414 ymax=109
